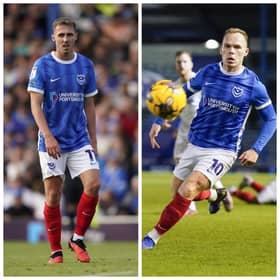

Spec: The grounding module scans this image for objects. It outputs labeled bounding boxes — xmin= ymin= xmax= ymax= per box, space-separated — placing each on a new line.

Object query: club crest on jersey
xmin=232 ymin=86 xmax=243 ymax=97
xmin=50 ymin=92 xmax=58 ymax=102
xmin=76 ymin=74 xmax=86 ymax=85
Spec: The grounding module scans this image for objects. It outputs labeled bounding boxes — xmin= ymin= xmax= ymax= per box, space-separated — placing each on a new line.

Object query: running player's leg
xmin=143 ymin=171 xmax=209 ymax=249
xmin=143 ymin=144 xmax=236 ymax=249
xmin=205 ymin=179 xmax=233 ymax=213
xmin=171 ymin=176 xmax=198 ymax=216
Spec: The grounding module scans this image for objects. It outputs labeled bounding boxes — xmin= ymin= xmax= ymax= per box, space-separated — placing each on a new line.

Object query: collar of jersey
xmin=219 ymin=61 xmax=244 ymax=76
xmin=51 ymin=51 xmax=77 ymax=64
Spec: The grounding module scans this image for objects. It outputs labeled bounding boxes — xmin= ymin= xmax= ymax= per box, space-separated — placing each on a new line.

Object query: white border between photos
xmin=1 ymin=1 xmax=279 ymax=280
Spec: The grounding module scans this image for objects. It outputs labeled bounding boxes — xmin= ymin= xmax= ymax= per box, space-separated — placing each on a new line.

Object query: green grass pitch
xmin=142 ymin=171 xmax=276 ymax=276
xmin=4 ymin=241 xmax=138 ymax=276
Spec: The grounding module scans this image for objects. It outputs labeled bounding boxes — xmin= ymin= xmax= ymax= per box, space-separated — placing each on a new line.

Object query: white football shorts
xmin=39 ymin=144 xmax=99 ymax=180
xmin=173 ymin=97 xmax=199 ymax=162
xmin=173 ymin=143 xmax=237 ymax=187
xmin=257 ymin=179 xmax=276 ymax=204
xmin=173 ymin=128 xmax=189 ymax=162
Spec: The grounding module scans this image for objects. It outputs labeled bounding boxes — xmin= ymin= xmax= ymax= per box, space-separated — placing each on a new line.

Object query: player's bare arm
xmin=162 ymin=119 xmax=172 ymax=130
xmin=30 ymin=92 xmax=61 ymax=159
xmin=84 ymin=96 xmax=98 ymax=155
xmin=149 ymin=123 xmax=161 ymax=149
xmin=238 ymin=149 xmax=259 ymax=166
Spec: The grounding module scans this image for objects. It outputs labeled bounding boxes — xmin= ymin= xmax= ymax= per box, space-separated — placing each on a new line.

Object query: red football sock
xmin=75 ymin=192 xmax=98 ymax=236
xmin=43 ymin=203 xmax=62 ymax=252
xmin=234 ymin=190 xmax=256 ymax=202
xmin=193 ymin=190 xmax=211 ymax=201
xmin=155 ymin=192 xmax=191 ymax=235
xmin=251 ymin=182 xmax=265 ymax=193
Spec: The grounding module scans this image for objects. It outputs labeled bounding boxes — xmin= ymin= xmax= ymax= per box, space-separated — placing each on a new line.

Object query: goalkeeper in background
xmin=149 ymin=51 xmax=232 ymax=215
xmin=143 ymin=27 xmax=276 ymax=249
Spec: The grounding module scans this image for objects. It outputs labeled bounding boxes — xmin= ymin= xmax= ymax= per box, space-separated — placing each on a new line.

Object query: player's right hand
xmin=149 ymin=123 xmax=161 ymax=149
xmin=44 ymin=134 xmax=61 ymax=159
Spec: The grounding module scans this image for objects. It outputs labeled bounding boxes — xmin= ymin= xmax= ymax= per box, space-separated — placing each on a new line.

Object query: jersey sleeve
xmin=153 ymin=117 xmax=164 ymax=125
xmin=251 ymin=81 xmax=272 ymax=110
xmin=251 ymin=105 xmax=276 ymax=154
xmin=85 ymin=61 xmax=98 ymax=97
xmin=182 ymin=67 xmax=206 ymax=98
xmin=250 ymin=81 xmax=276 ymax=154
xmin=27 ymin=59 xmax=45 ymax=94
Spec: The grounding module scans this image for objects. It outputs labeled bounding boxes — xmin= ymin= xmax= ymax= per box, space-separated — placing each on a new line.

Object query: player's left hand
xmin=239 ymin=149 xmax=259 ymax=166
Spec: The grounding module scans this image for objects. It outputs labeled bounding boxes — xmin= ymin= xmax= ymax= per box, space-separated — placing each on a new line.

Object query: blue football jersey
xmin=183 ymin=62 xmax=273 ymax=153
xmin=27 ymin=52 xmax=98 ymax=152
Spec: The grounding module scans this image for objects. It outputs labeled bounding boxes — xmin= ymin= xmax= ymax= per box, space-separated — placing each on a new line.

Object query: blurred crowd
xmin=4 ymin=4 xmax=138 ymax=221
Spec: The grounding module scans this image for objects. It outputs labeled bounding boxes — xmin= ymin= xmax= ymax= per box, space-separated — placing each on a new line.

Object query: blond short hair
xmin=224 ymin=28 xmax=248 ymax=45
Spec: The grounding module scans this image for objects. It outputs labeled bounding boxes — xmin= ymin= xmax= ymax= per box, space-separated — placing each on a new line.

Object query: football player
xmin=28 ymin=17 xmax=99 ymax=263
xmin=143 ymin=27 xmax=276 ymax=249
xmin=149 ymin=51 xmax=232 ymax=216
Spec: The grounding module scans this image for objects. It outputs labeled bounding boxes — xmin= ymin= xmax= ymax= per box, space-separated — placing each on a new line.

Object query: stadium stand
xmin=4 ymin=4 xmax=138 ymax=222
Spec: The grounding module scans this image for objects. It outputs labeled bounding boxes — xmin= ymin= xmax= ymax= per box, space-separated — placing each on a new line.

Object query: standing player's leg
xmin=67 ymin=145 xmax=100 ymax=262
xmin=39 ymin=151 xmax=66 ymax=264
xmin=43 ymin=176 xmax=64 ymax=264
xmin=68 ymin=169 xmax=99 ymax=263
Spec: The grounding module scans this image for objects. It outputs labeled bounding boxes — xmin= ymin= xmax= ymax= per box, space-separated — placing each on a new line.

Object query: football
xmin=146 ymin=80 xmax=187 ymax=120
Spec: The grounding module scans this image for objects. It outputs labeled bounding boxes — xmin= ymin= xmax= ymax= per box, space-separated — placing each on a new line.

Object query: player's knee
xmin=189 ymin=172 xmax=210 ymax=190
xmin=171 ymin=176 xmax=183 ymax=197
xmin=178 ymin=182 xmax=198 ymax=200
xmin=46 ymin=190 xmax=61 ymax=206
xmin=84 ymin=180 xmax=100 ymax=196
xmin=179 ymin=176 xmax=208 ymax=199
